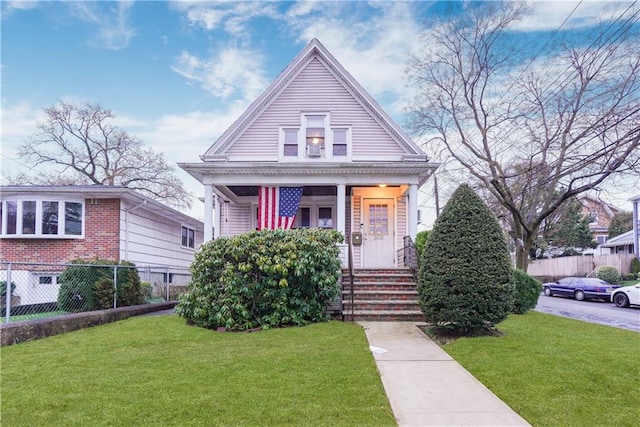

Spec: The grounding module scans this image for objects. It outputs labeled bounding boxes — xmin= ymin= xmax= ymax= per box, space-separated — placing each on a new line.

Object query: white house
xmin=179 ymin=39 xmax=438 ymax=269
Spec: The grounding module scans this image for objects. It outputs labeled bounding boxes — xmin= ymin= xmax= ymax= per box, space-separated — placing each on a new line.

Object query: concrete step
xmin=342 ymin=310 xmax=426 ymax=321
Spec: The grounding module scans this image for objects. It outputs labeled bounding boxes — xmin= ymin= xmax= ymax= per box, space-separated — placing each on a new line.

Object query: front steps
xmin=340 ymin=269 xmax=424 ymax=321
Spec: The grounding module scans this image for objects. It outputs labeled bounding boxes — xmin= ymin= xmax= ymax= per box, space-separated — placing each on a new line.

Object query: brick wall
xmin=0 ymin=198 xmax=121 ymax=263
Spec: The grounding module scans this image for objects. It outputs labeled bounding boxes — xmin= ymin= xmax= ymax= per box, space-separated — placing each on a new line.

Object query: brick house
xmin=578 ymin=194 xmax=624 ymax=245
xmin=1 ymin=186 xmax=204 ymax=305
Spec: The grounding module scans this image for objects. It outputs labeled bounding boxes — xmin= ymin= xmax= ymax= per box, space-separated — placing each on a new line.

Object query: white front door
xmin=363 ymin=199 xmax=395 ymax=268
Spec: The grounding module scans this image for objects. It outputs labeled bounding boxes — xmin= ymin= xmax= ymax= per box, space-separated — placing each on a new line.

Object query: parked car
xmin=542 ymin=277 xmax=621 ymax=301
xmin=611 ymin=284 xmax=640 ymax=308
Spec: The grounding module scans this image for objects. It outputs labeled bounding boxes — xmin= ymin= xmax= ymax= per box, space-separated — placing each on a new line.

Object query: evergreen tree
xmin=548 ymin=199 xmax=596 ymax=253
xmin=608 ymin=212 xmax=633 ymax=238
xmin=418 ymin=184 xmax=514 ymax=334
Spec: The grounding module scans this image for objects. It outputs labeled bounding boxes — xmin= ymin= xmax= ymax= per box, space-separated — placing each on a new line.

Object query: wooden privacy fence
xmin=528 ymin=254 xmax=636 ymax=278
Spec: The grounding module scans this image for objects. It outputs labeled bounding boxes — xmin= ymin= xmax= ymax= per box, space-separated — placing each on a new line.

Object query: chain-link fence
xmin=1 ymin=262 xmax=191 ymax=323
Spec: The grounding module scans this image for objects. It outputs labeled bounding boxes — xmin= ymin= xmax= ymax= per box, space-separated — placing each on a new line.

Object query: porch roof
xmin=178 ymin=161 xmax=439 ymax=188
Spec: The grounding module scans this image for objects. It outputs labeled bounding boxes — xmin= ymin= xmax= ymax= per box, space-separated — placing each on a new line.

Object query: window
xmin=306 ymin=115 xmax=325 ymax=157
xmin=64 ymin=202 xmax=82 ymax=235
xmin=181 ymin=226 xmax=195 ymax=248
xmin=596 ymin=235 xmax=607 ymax=245
xmin=1 ymin=199 xmax=83 ymax=238
xmin=283 ymin=129 xmax=299 ymax=157
xmin=42 ymin=201 xmax=59 ymax=234
xmin=39 ymin=276 xmax=53 ymax=285
xmin=279 ymin=114 xmax=351 ymax=161
xmin=332 ymin=128 xmax=348 ymax=156
xmin=6 ymin=201 xmax=17 ymax=235
xmin=318 ymin=207 xmax=333 ymax=228
xmin=22 ymin=201 xmax=36 ymax=234
xmin=588 ymin=211 xmax=598 ymax=224
xmin=293 ymin=207 xmax=311 ymax=228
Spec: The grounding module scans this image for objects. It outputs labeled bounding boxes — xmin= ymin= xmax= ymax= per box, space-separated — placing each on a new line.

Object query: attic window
xmin=306 ymin=115 xmax=325 ymax=158
xmin=283 ymin=129 xmax=299 ymax=157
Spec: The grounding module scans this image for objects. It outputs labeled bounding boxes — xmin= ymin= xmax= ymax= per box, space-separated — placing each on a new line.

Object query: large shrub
xmin=0 ymin=281 xmax=16 ymax=296
xmin=510 ymin=269 xmax=541 ymax=314
xmin=176 ymin=228 xmax=343 ymax=331
xmin=418 ymin=184 xmax=515 ymax=334
xmin=58 ymin=259 xmax=144 ymax=312
xmin=629 ymin=257 xmax=640 ymax=275
xmin=596 ymin=265 xmax=620 ymax=283
xmin=414 ymin=230 xmax=431 ymax=258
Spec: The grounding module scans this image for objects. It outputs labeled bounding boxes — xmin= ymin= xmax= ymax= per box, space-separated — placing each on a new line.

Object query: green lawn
xmin=0 ymin=316 xmax=395 ymax=427
xmin=443 ymin=311 xmax=640 ymax=427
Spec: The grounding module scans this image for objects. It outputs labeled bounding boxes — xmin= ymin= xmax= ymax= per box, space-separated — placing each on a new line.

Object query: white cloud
xmin=175 ymin=1 xmax=279 ymax=37
xmin=284 ymin=2 xmax=426 ymax=116
xmin=69 ymin=1 xmax=136 ymax=50
xmin=171 ymin=47 xmax=269 ymax=102
xmin=514 ymin=0 xmax=629 ymax=32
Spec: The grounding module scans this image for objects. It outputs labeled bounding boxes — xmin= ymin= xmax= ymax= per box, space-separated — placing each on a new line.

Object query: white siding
xmin=119 ymin=204 xmax=203 ymax=268
xmin=224 ymin=58 xmax=406 ymax=161
xmin=222 ymin=203 xmax=253 ymax=237
xmin=396 ymin=196 xmax=407 ymax=251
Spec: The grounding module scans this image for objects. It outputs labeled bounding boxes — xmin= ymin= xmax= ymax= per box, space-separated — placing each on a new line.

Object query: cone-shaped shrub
xmin=418 ymin=184 xmax=514 ymax=334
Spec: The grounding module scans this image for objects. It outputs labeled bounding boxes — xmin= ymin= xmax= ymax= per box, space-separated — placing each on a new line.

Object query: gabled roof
xmin=201 ymin=38 xmax=426 ymax=161
xmin=0 ymin=185 xmax=203 ymax=228
xmin=577 ymin=194 xmax=623 ymax=218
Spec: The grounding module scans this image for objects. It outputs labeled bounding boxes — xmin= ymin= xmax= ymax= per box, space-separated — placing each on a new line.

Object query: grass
xmin=442 ymin=311 xmax=640 ymax=427
xmin=0 ymin=316 xmax=395 ymax=427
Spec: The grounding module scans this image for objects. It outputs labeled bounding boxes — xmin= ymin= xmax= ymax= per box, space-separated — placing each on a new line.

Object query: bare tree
xmin=14 ymin=102 xmax=193 ymax=209
xmin=408 ymin=1 xmax=640 ymax=271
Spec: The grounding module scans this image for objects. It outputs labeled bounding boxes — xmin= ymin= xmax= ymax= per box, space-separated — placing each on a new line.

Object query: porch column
xmin=409 ymin=184 xmax=418 ymax=240
xmin=213 ymin=193 xmax=221 ymax=239
xmin=337 ymin=184 xmax=346 ymax=236
xmin=204 ymin=184 xmax=213 ymax=241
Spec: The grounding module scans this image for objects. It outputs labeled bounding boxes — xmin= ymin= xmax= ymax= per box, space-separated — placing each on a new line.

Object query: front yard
xmin=444 ymin=311 xmax=639 ymax=426
xmin=0 ymin=317 xmax=395 ymax=426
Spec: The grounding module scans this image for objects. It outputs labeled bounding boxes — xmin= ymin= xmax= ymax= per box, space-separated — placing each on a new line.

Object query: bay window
xmin=1 ymin=199 xmax=84 ymax=238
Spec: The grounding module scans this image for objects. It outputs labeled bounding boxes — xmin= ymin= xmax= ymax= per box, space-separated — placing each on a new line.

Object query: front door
xmin=363 ymin=199 xmax=395 ymax=268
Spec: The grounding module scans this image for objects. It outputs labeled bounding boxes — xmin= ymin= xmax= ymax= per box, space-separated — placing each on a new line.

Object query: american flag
xmin=258 ymin=186 xmax=304 ymax=230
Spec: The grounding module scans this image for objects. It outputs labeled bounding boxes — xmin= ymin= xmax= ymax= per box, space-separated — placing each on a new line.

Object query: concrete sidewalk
xmin=359 ymin=322 xmax=530 ymax=427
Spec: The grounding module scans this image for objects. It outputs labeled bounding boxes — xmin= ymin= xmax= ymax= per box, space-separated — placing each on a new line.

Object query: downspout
xmin=124 ymin=200 xmax=147 ymax=261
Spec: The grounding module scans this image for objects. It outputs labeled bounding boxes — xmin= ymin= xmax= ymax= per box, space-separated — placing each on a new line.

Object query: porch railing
xmin=398 ymin=235 xmax=419 ymax=274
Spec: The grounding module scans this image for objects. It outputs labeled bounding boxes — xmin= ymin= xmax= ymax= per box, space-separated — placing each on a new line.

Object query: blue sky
xmin=1 ymin=0 xmax=637 ymax=222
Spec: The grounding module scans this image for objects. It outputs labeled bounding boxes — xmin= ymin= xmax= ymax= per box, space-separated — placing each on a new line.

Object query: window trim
xmin=1 ymin=198 xmax=85 ymax=239
xmin=278 ymin=113 xmax=352 ymax=161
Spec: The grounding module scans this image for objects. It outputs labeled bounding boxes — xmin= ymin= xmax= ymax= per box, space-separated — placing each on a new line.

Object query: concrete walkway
xmin=358 ymin=321 xmax=531 ymax=427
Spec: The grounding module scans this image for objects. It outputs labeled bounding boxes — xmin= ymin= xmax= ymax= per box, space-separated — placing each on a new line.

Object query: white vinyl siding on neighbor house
xmin=223 ymin=58 xmax=405 ymax=161
xmin=119 ymin=202 xmax=203 ymax=266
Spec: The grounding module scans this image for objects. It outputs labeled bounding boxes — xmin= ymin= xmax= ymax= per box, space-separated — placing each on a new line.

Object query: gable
xmin=220 ymin=57 xmax=406 ymax=161
xmin=202 ymin=39 xmax=426 ymax=163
